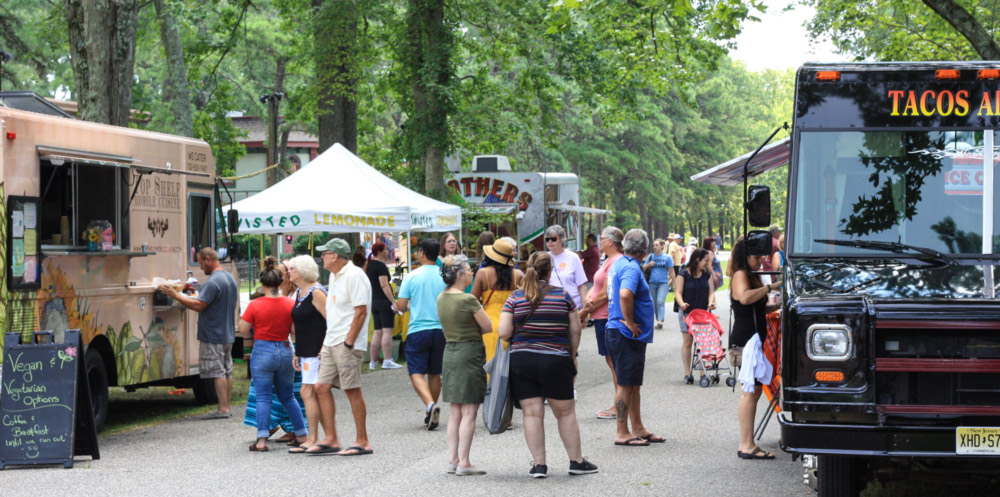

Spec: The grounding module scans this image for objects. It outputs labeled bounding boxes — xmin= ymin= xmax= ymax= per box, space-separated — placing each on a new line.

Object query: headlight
xmin=806 ymin=324 xmax=852 ymax=361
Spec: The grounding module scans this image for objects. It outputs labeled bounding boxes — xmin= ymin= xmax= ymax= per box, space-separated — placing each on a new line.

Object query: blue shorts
xmin=605 ymin=327 xmax=647 ymax=386
xmin=593 ymin=319 xmax=609 ymax=356
xmin=405 ymin=329 xmax=445 ymax=375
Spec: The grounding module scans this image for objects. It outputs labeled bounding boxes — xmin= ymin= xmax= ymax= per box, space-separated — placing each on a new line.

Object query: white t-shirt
xmin=549 ymin=250 xmax=588 ymax=308
xmin=325 ymin=261 xmax=372 ymax=350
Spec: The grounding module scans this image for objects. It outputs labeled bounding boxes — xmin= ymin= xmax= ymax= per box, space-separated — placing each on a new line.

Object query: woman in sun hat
xmin=471 ymin=239 xmax=524 ymax=363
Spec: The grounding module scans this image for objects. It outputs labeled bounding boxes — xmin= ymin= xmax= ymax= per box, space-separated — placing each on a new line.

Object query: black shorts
xmin=509 ymin=352 xmax=576 ymax=401
xmin=371 ymin=300 xmax=395 ymax=329
xmin=606 ymin=328 xmax=647 ymax=386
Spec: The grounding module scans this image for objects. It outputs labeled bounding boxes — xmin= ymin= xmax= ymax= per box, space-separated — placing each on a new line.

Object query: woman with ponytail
xmin=499 ymin=252 xmax=597 ymax=478
xmin=238 ymin=256 xmax=308 ymax=452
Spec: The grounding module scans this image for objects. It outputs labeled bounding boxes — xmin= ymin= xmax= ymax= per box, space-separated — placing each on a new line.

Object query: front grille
xmin=875 ymin=320 xmax=1000 ymax=412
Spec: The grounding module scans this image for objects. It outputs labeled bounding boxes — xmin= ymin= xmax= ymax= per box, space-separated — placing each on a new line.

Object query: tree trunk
xmin=406 ymin=0 xmax=452 ymax=198
xmin=65 ymin=0 xmax=139 ymax=126
xmin=153 ymin=0 xmax=192 ymax=137
xmin=315 ymin=0 xmax=358 ymax=154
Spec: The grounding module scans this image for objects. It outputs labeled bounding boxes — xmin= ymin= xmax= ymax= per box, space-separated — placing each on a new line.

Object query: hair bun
xmin=263 ymin=255 xmax=279 ymax=270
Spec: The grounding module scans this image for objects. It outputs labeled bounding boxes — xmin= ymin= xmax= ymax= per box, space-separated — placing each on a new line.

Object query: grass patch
xmin=103 ymin=361 xmax=252 ymax=436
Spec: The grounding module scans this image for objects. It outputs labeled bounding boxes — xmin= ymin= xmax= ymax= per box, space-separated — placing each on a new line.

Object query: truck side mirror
xmin=747 ymin=230 xmax=772 ymax=256
xmin=746 ymin=185 xmax=771 ymax=227
xmin=227 ymin=209 xmax=239 ymax=234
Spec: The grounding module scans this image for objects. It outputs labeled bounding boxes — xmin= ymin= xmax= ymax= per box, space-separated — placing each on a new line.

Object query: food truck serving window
xmin=39 ymin=157 xmax=129 ymax=250
xmin=188 ymin=193 xmax=213 ymax=265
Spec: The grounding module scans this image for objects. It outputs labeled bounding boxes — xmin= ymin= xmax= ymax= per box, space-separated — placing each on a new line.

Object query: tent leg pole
xmin=406 ymin=231 xmax=411 ymax=270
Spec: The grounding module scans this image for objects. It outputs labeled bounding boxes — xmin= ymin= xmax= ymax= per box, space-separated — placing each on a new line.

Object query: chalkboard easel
xmin=0 ymin=329 xmax=101 ymax=470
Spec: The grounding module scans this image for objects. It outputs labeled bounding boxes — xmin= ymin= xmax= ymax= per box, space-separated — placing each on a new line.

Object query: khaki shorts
xmin=200 ymin=342 xmax=233 ymax=378
xmin=728 ymin=346 xmax=743 ymax=369
xmin=318 ymin=343 xmax=363 ymax=390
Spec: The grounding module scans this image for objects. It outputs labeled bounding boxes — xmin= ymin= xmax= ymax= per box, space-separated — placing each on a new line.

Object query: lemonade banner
xmin=225 ymin=143 xmax=461 ymax=234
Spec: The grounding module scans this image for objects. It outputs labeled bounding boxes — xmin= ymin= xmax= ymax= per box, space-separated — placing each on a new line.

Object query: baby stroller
xmin=686 ymin=309 xmax=736 ymax=388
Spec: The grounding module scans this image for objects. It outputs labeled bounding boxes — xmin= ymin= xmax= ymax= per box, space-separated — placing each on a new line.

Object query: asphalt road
xmin=1 ymin=292 xmax=811 ymax=497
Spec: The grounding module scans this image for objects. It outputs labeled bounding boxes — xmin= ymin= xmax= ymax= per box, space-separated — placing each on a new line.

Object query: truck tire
xmin=85 ymin=348 xmax=109 ymax=432
xmin=818 ymin=455 xmax=865 ymax=497
xmin=193 ymin=378 xmax=219 ymax=405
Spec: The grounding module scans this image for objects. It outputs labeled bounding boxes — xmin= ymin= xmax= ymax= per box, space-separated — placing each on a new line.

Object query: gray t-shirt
xmin=196 ymin=269 xmax=238 ymax=344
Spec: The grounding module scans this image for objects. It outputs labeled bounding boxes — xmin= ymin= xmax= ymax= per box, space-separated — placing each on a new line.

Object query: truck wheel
xmin=193 ymin=378 xmax=219 ymax=405
xmin=818 ymin=455 xmax=865 ymax=497
xmin=85 ymin=348 xmax=109 ymax=432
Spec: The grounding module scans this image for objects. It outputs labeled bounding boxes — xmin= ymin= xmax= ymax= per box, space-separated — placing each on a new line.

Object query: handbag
xmin=642 ymin=255 xmax=653 ymax=282
xmin=482 ymin=285 xmax=548 ymax=435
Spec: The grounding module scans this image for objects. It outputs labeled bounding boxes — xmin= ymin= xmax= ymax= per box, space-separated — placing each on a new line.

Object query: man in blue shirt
xmin=396 ymin=238 xmax=447 ymax=430
xmin=606 ymin=229 xmax=663 ymax=446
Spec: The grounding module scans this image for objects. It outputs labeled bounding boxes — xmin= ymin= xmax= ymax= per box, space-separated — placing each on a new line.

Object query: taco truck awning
xmin=225 ymin=143 xmax=461 ymax=234
xmin=690 ymin=137 xmax=790 ymax=185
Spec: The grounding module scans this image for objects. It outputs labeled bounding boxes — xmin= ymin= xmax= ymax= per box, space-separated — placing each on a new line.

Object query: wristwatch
xmin=345 ymin=340 xmax=354 ymax=349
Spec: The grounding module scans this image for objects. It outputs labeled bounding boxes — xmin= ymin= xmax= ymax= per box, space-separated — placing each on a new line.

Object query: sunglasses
xmin=545 ymin=237 xmax=559 ymax=242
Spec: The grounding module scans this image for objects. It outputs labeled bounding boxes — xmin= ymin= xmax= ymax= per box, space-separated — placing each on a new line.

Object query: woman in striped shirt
xmin=499 ymin=252 xmax=597 ymax=478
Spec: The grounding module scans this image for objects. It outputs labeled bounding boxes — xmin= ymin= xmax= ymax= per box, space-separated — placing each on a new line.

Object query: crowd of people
xmin=157 ymin=224 xmax=783 ymax=475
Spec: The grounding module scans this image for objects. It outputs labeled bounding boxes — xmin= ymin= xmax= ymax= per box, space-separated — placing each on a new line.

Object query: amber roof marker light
xmin=816 ymin=71 xmax=840 ymax=82
xmin=978 ymin=69 xmax=1000 ymax=80
xmin=935 ymin=69 xmax=961 ymax=80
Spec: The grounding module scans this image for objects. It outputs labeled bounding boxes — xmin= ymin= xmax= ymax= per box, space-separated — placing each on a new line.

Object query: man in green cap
xmin=304 ymin=237 xmax=374 ymax=456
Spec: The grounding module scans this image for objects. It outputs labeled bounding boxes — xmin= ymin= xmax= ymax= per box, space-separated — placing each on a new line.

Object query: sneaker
xmin=569 ymin=458 xmax=598 ymax=475
xmin=369 ymin=361 xmax=378 ymax=370
xmin=427 ymin=403 xmax=441 ymax=431
xmin=447 ymin=461 xmax=457 ymax=474
xmin=655 ymin=322 xmax=663 ymax=329
xmin=456 ymin=465 xmax=486 ymax=476
xmin=684 ymin=375 xmax=694 ymax=385
xmin=382 ymin=359 xmax=403 ymax=369
xmin=528 ymin=463 xmax=548 ymax=478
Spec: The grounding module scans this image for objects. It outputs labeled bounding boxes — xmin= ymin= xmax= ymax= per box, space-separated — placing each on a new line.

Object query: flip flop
xmin=614 ymin=437 xmax=649 ymax=447
xmin=305 ymin=444 xmax=341 ymax=455
xmin=249 ymin=443 xmax=269 ymax=452
xmin=339 ymin=446 xmax=374 ymax=456
xmin=737 ymin=447 xmax=775 ymax=460
xmin=640 ymin=433 xmax=666 ymax=443
xmin=288 ymin=446 xmax=310 ymax=454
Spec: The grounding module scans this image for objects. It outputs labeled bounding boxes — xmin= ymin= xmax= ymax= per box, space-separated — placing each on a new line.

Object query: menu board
xmin=7 ymin=196 xmax=41 ymax=290
xmin=0 ymin=330 xmax=100 ymax=469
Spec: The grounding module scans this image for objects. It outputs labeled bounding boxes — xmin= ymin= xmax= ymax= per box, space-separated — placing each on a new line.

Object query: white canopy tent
xmin=224 ymin=143 xmax=461 ymax=235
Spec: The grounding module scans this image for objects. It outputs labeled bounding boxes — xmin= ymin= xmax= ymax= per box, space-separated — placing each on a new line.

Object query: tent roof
xmin=690 ymin=137 xmax=790 ymax=186
xmin=225 ymin=144 xmax=460 ymax=234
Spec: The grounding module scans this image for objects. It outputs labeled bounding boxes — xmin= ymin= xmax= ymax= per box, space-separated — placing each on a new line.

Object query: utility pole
xmin=260 ymin=92 xmax=284 ymax=257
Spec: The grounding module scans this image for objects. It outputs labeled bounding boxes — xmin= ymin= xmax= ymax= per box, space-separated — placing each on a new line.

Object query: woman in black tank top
xmin=730 ymin=239 xmax=781 ymax=460
xmin=286 ymin=254 xmax=328 ymax=453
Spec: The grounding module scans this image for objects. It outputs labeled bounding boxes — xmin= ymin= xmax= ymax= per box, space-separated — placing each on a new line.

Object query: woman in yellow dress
xmin=471 ymin=239 xmax=524 ymax=363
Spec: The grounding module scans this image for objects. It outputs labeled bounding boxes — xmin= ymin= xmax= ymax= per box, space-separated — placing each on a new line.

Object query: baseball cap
xmin=769 ymin=224 xmax=783 ymax=233
xmin=315 ymin=238 xmax=351 ymax=258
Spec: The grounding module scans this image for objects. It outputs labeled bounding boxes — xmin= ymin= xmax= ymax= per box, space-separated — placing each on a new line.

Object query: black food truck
xmin=695 ymin=62 xmax=1000 ymax=495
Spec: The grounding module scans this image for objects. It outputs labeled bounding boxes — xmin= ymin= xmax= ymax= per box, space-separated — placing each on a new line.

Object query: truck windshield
xmin=792 ymin=130 xmax=999 ymax=256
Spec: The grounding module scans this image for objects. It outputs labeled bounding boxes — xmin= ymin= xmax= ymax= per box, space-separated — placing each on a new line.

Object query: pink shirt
xmin=587 ymin=254 xmax=622 ymax=320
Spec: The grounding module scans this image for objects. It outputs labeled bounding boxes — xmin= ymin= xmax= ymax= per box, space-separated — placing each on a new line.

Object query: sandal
xmin=737 ymin=447 xmax=775 ymax=460
xmin=249 ymin=440 xmax=269 ymax=452
xmin=614 ymin=437 xmax=650 ymax=447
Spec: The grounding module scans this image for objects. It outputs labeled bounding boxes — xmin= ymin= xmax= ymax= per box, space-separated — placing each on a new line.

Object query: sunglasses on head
xmin=545 ymin=237 xmax=559 ymax=242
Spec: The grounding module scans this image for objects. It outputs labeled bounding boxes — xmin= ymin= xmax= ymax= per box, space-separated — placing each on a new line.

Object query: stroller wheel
xmin=700 ymin=377 xmax=710 ymax=388
xmin=726 ymin=377 xmax=737 ymax=387
xmin=712 ymin=375 xmax=720 ymax=384
xmin=684 ymin=374 xmax=694 ymax=385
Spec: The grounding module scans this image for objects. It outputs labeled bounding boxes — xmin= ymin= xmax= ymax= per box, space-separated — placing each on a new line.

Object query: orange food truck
xmin=0 ymin=94 xmax=238 ymax=431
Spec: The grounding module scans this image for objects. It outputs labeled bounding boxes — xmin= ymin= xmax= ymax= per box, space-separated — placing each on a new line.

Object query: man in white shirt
xmin=305 ymin=238 xmax=373 ymax=456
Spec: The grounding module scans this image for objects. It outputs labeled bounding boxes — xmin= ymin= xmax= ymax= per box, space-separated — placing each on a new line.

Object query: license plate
xmin=956 ymin=427 xmax=1000 ymax=455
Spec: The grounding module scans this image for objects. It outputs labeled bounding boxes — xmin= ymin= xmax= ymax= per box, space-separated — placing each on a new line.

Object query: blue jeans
xmin=649 ymin=281 xmax=670 ymax=321
xmin=250 ymin=341 xmax=307 ymax=439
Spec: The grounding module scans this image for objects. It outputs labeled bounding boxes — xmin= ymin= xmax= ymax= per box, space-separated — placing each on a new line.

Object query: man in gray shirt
xmin=160 ymin=247 xmax=238 ymax=418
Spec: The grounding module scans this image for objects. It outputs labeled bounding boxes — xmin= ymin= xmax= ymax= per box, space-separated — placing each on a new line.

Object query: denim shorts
xmin=405 ymin=329 xmax=445 ymax=375
xmin=593 ymin=319 xmax=610 ymax=356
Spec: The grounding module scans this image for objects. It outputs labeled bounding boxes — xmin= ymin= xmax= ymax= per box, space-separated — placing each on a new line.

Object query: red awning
xmin=690 ymin=137 xmax=790 ymax=186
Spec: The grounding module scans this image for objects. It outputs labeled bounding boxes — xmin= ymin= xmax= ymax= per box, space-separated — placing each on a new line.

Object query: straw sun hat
xmin=483 ymin=239 xmax=516 ymax=266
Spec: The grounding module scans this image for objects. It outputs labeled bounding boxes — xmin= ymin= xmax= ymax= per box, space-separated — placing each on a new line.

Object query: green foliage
xmin=802 ymin=0 xmax=984 ymax=61
xmin=192 ymin=80 xmax=247 ymax=177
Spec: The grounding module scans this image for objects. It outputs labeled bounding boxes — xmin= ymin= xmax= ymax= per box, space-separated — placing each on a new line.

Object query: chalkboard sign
xmin=0 ymin=329 xmax=100 ymax=469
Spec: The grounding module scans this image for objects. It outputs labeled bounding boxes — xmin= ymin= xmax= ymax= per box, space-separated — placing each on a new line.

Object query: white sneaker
xmin=381 ymin=359 xmax=403 ymax=369
xmin=369 ymin=361 xmax=378 ymax=370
